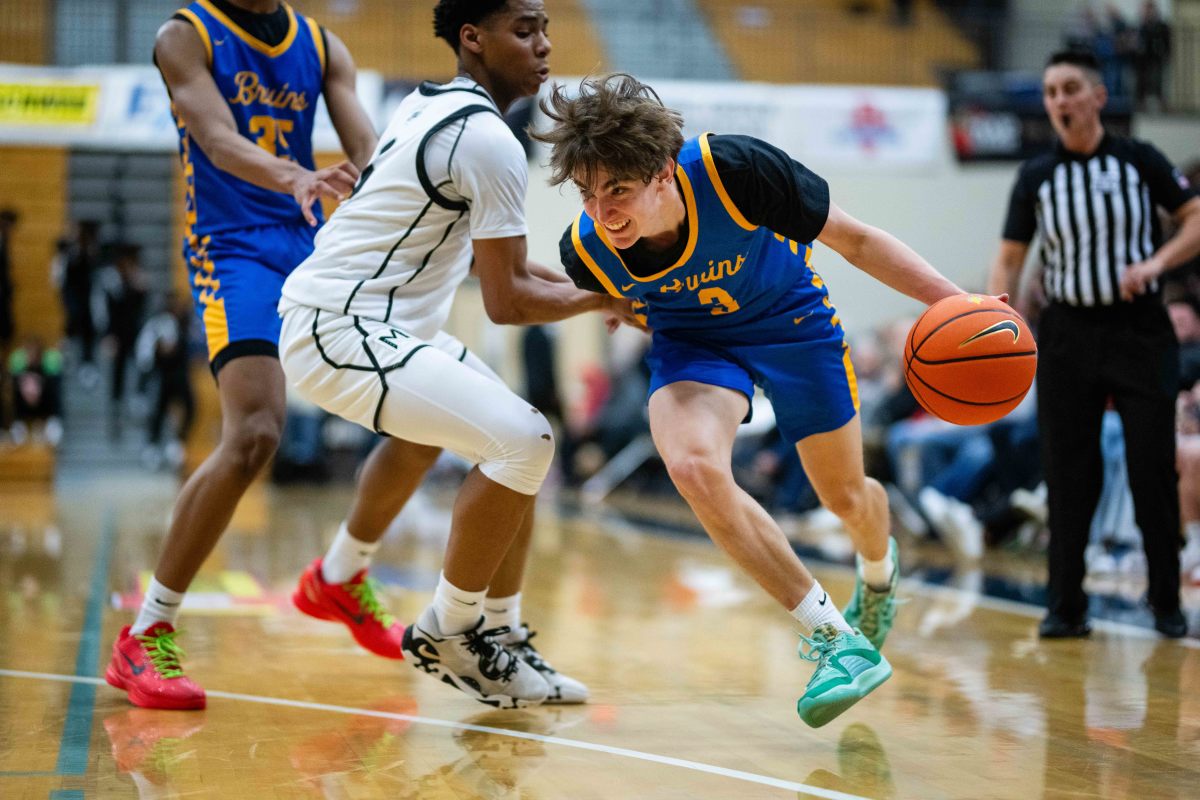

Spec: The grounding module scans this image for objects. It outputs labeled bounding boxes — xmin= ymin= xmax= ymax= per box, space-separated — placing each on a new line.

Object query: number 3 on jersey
xmin=249 ymin=115 xmax=294 ymax=157
xmin=698 ymin=287 xmax=740 ymax=315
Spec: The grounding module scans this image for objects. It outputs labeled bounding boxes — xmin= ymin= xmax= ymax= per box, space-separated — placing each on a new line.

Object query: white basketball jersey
xmin=279 ymin=78 xmax=528 ymax=340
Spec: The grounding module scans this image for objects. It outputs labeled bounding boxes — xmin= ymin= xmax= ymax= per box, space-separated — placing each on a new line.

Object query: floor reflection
xmin=103 ymin=707 xmax=207 ymax=798
xmin=802 ymin=723 xmax=894 ymax=800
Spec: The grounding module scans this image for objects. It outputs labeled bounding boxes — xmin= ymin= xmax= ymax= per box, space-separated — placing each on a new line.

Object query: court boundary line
xmin=0 ymin=668 xmax=867 ymax=800
xmin=56 ymin=509 xmax=116 ymax=775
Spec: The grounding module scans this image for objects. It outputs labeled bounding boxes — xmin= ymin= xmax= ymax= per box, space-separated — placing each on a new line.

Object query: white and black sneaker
xmin=498 ymin=624 xmax=589 ymax=704
xmin=401 ymin=608 xmax=549 ymax=708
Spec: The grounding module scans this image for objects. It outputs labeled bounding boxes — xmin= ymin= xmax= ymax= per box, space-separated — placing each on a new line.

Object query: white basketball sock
xmin=859 ymin=550 xmax=895 ymax=593
xmin=790 ymin=581 xmax=853 ymax=635
xmin=484 ymin=592 xmax=521 ymax=633
xmin=131 ymin=577 xmax=185 ymax=635
xmin=432 ymin=572 xmax=487 ymax=636
xmin=320 ymin=521 xmax=380 ymax=584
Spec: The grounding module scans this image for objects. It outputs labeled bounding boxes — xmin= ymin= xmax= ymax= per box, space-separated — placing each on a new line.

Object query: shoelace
xmin=348 ymin=579 xmax=398 ymax=627
xmin=857 ymin=589 xmax=896 ymax=641
xmin=462 ymin=625 xmax=520 ymax=682
xmin=509 ymin=628 xmax=552 ymax=672
xmin=797 ymin=631 xmax=838 ymax=666
xmin=136 ymin=629 xmax=188 ymax=679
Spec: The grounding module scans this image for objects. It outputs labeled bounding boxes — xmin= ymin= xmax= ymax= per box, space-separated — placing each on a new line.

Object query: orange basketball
xmin=903 ymin=294 xmax=1037 ymax=426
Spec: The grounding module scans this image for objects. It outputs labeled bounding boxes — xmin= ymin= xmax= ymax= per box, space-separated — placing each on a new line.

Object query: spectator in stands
xmin=570 ymin=335 xmax=653 ymax=487
xmin=56 ymin=220 xmax=101 ymax=389
xmin=521 ymin=324 xmax=572 ymax=482
xmin=1167 ymin=293 xmax=1200 ymax=580
xmin=1062 ymin=5 xmax=1100 ymax=54
xmin=0 ymin=208 xmax=15 ymax=353
xmin=95 ymin=243 xmax=148 ymax=438
xmin=1177 ymin=385 xmax=1200 ymax=582
xmin=1105 ymin=4 xmax=1138 ymax=99
xmin=8 ymin=336 xmax=63 ymax=447
xmin=136 ymin=292 xmax=194 ymax=471
xmin=0 ymin=208 xmax=17 ymax=432
xmin=1135 ymin=0 xmax=1171 ymax=111
xmin=1168 ymin=295 xmax=1200 ymax=390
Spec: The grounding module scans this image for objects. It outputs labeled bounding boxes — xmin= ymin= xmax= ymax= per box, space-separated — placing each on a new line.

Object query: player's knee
xmin=665 ymin=453 xmax=730 ymax=506
xmin=821 ymin=481 xmax=870 ymax=522
xmin=479 ymin=410 xmax=555 ymax=495
xmin=223 ymin=414 xmax=283 ymax=478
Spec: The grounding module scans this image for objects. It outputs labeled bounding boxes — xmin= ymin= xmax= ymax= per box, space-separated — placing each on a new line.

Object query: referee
xmin=988 ymin=50 xmax=1200 ymax=639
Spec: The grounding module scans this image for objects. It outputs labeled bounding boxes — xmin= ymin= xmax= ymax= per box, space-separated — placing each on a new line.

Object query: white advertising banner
xmin=0 ymin=63 xmax=384 ymax=151
xmin=535 ymin=78 xmax=949 ymax=170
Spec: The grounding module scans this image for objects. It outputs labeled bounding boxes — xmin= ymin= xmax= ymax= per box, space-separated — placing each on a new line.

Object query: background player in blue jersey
xmin=105 ymin=0 xmax=378 ymax=710
xmin=535 ymin=74 xmax=969 ymax=727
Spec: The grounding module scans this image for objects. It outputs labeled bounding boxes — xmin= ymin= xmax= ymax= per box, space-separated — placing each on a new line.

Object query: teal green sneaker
xmin=796 ymin=624 xmax=892 ymax=729
xmin=842 ymin=536 xmax=900 ymax=650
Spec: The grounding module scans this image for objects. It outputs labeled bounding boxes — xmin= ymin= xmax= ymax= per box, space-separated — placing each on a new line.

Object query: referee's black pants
xmin=1037 ymin=299 xmax=1181 ymax=621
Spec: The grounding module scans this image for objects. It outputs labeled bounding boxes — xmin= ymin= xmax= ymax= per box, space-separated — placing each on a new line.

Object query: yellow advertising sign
xmin=0 ymin=82 xmax=100 ymax=125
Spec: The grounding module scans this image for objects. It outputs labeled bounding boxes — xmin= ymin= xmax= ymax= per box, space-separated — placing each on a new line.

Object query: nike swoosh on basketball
xmin=959 ymin=319 xmax=1020 ymax=346
xmin=620 ymin=283 xmax=636 ymax=292
xmin=122 ymin=653 xmax=147 ymax=676
xmin=793 ymin=312 xmax=814 ymax=325
xmin=818 ymin=593 xmax=828 ymax=606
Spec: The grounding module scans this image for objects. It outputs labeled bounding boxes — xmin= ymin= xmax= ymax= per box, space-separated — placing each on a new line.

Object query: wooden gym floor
xmin=0 ymin=474 xmax=1197 ymax=799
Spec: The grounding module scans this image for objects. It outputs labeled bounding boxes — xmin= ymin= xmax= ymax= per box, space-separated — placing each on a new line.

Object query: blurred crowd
xmin=0 ymin=215 xmax=197 ymax=468
xmin=1063 ymin=1 xmax=1173 ymax=110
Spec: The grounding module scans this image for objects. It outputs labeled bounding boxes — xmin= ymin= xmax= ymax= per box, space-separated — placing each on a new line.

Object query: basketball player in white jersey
xmin=278 ymin=0 xmax=638 ymax=707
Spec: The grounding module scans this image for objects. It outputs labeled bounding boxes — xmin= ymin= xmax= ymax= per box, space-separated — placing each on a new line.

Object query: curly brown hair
xmin=531 ymin=74 xmax=685 ymax=191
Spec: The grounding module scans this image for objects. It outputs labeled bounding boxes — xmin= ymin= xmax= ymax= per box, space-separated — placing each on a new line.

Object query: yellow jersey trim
xmin=593 ymin=164 xmax=700 ymax=283
xmin=306 ymin=17 xmax=326 ymax=77
xmin=842 ymin=343 xmax=860 ymax=411
xmin=176 ymin=8 xmax=213 ymax=68
xmin=196 ymin=0 xmax=299 ymax=58
xmin=699 ymin=132 xmax=756 ymax=231
xmin=572 ymin=216 xmax=623 ymax=298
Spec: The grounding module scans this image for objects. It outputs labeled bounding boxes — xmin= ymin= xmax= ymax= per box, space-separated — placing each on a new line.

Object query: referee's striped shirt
xmin=1002 ymin=134 xmax=1196 ymax=306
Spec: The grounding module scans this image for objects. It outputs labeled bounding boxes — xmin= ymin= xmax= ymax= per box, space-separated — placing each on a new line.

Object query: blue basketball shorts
xmin=645 ymin=320 xmax=860 ymax=444
xmin=185 ymin=222 xmax=316 ymax=373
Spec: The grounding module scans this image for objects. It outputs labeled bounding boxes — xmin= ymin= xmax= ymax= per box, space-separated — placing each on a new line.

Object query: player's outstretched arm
xmin=816 ymin=201 xmax=962 ymax=305
xmin=322 ymin=29 xmax=378 ymax=170
xmin=155 ymin=20 xmax=359 ymax=225
xmin=473 ymin=236 xmax=640 ymax=327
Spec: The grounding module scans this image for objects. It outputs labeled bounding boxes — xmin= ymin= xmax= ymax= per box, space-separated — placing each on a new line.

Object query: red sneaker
xmin=292 ymin=558 xmax=405 ymax=659
xmin=105 ymin=623 xmax=206 ymax=710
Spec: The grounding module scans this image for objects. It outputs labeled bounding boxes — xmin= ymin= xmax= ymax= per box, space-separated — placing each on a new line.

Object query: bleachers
xmin=696 ymin=0 xmax=980 ymax=86
xmin=0 ymin=444 xmax=55 ymax=483
xmin=0 ymin=147 xmax=67 ymax=346
xmin=293 ymin=0 xmax=606 ymax=80
xmin=0 ymin=0 xmax=49 ymax=65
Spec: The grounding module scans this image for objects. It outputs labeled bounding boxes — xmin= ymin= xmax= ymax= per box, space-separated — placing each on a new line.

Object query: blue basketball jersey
xmin=172 ymin=0 xmax=325 ymax=235
xmin=569 ymin=133 xmax=842 ymax=341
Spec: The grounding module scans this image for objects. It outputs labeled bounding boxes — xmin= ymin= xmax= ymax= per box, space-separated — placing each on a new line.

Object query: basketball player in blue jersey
xmin=105 ymin=0 xmax=380 ymax=710
xmin=534 ymin=75 xmax=971 ymax=727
